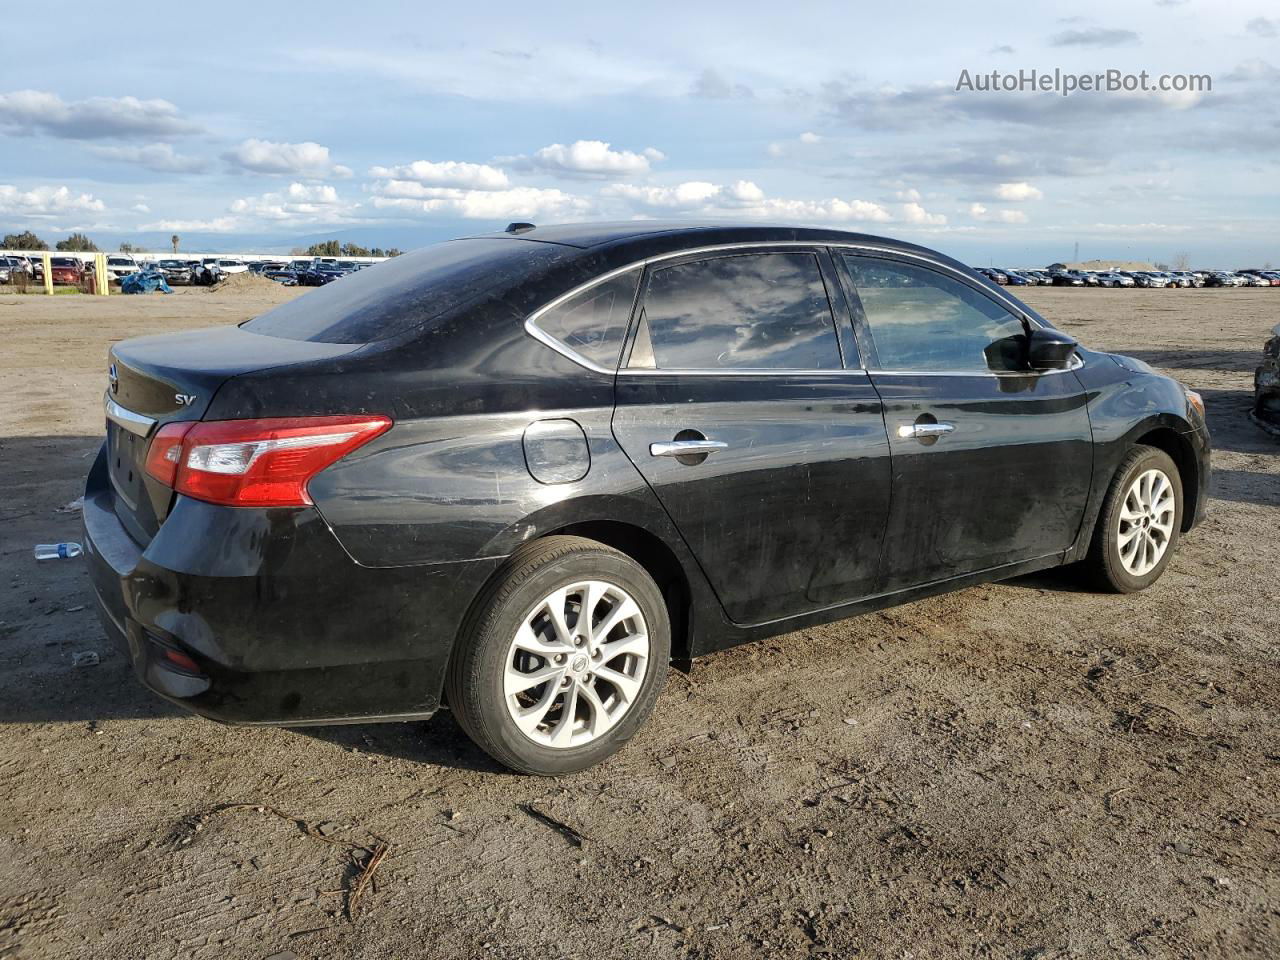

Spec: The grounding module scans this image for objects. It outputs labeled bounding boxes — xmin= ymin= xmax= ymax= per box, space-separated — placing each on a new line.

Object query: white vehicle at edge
xmin=106 ymin=255 xmax=138 ymax=282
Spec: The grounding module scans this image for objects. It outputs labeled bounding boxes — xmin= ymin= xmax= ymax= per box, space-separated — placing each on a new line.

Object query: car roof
xmin=462 ymin=220 xmax=957 ymax=261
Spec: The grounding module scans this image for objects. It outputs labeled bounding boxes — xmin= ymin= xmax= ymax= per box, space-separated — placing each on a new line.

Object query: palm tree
xmin=171 ymin=235 xmax=180 ymax=255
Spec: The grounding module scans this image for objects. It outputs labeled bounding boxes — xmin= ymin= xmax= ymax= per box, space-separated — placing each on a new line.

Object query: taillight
xmin=144 ymin=422 xmax=195 ymax=487
xmin=144 ymin=415 xmax=391 ymax=508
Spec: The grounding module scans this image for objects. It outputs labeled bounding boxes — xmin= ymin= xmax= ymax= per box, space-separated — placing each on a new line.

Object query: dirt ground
xmin=0 ymin=285 xmax=1277 ymax=960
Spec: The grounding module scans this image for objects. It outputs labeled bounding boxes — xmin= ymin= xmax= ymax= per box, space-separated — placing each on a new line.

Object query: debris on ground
xmin=70 ymin=651 xmax=99 ymax=667
xmin=520 ymin=804 xmax=587 ymax=847
xmin=177 ymin=803 xmax=393 ymax=924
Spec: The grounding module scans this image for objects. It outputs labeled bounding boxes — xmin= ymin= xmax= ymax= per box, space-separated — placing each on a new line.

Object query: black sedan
xmin=295 ymin=262 xmax=346 ymax=286
xmin=83 ymin=222 xmax=1211 ymax=775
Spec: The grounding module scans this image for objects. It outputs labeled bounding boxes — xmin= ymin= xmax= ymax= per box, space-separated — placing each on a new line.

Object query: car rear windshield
xmin=242 ymin=239 xmax=572 ymax=344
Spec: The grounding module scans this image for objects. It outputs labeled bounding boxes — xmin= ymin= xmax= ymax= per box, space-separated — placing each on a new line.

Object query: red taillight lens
xmin=145 ymin=415 xmax=392 ymax=508
xmin=144 ymin=421 xmax=194 ymax=487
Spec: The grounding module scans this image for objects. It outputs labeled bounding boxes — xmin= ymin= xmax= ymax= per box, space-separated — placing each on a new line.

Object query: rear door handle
xmin=650 ymin=439 xmax=729 ymax=457
xmin=896 ymin=422 xmax=955 ymax=439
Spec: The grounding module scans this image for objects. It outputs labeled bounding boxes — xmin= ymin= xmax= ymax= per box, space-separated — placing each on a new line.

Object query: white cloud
xmin=507 ymin=140 xmax=665 ymax=178
xmin=0 ymin=184 xmax=106 ymax=219
xmin=993 ymin=181 xmax=1043 ymax=201
xmin=604 ymin=179 xmax=893 ymax=223
xmin=767 ymin=132 xmax=823 ymax=157
xmin=969 ymin=202 xmax=1027 ymax=224
xmin=370 ymin=185 xmax=590 ymax=219
xmin=132 ymin=203 xmax=151 ymax=213
xmin=90 ymin=142 xmax=206 ymax=174
xmin=0 ymin=90 xmax=199 ymax=139
xmin=902 ymin=201 xmax=947 ymax=225
xmin=139 ymin=216 xmax=239 ymax=233
xmin=222 ymin=139 xmax=352 ymax=178
xmin=228 ymin=182 xmax=354 ymax=222
xmin=367 ymin=160 xmax=510 ymax=190
xmin=895 ymin=188 xmax=922 ymax=202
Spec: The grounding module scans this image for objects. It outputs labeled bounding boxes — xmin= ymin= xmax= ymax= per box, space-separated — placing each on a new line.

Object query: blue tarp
xmin=120 ymin=271 xmax=172 ymax=294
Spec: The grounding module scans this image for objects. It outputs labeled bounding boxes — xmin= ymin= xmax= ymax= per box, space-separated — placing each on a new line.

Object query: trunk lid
xmin=105 ymin=326 xmax=360 ymax=543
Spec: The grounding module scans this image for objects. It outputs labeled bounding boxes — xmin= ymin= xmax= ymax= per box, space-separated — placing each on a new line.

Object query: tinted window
xmin=629 ymin=252 xmax=841 ymax=370
xmin=844 ymin=256 xmax=1026 ymax=372
xmin=533 ymin=268 xmax=640 ymax=369
xmin=243 ymin=239 xmax=570 ymax=343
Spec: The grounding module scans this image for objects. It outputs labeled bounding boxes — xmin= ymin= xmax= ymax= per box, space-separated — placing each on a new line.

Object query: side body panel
xmin=869 ymin=370 xmax=1094 ymax=591
xmin=612 ymin=373 xmax=891 ymax=623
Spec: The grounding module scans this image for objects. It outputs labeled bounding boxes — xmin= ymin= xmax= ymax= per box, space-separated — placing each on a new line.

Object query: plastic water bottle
xmin=34 ymin=542 xmax=83 ymax=560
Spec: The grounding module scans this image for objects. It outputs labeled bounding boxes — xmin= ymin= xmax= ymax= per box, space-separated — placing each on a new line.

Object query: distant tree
xmin=171 ymin=234 xmax=180 ymax=254
xmin=386 ymin=248 xmax=403 ymax=257
xmin=370 ymin=247 xmax=384 ymax=258
xmin=3 ymin=230 xmax=47 ymax=250
xmin=1153 ymin=261 xmax=1170 ymax=271
xmin=306 ymin=239 xmax=342 ymax=257
xmin=340 ymin=241 xmax=371 ymax=257
xmin=1172 ymin=251 xmax=1191 ymax=271
xmin=55 ymin=232 xmax=99 ymax=252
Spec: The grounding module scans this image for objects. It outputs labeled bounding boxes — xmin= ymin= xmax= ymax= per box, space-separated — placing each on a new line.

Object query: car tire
xmin=445 ymin=535 xmax=670 ymax=775
xmin=1084 ymin=445 xmax=1183 ymax=593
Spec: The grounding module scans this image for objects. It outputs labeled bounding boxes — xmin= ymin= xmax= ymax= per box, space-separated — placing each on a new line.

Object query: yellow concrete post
xmin=42 ymin=253 xmax=53 ymax=295
xmin=96 ymin=253 xmax=110 ymax=295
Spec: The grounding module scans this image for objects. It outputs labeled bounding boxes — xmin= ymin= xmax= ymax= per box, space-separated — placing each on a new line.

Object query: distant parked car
xmin=156 ymin=259 xmax=194 ymax=285
xmin=1132 ymin=272 xmax=1170 ymax=289
xmin=263 ymin=265 xmax=299 ymax=285
xmin=1051 ymin=271 xmax=1084 ymax=286
xmin=296 ymin=262 xmax=346 ymax=286
xmin=216 ymin=259 xmax=249 ymax=275
xmin=0 ymin=256 xmax=24 ymax=283
xmin=1096 ymin=272 xmax=1134 ymax=288
xmin=49 ymin=257 xmax=85 ymax=286
xmin=106 ymin=255 xmax=139 ymax=283
xmin=976 ymin=267 xmax=1008 ymax=284
xmin=1205 ymin=272 xmax=1242 ymax=287
xmin=1001 ymin=270 xmax=1033 ymax=286
xmin=1242 ymin=273 xmax=1270 ymax=287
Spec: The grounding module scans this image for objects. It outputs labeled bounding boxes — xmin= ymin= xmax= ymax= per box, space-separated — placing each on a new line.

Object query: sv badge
xmin=175 ymin=394 xmax=198 ymax=406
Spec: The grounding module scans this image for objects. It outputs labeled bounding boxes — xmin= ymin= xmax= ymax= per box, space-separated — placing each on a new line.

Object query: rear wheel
xmin=445 ymin=536 xmax=670 ymax=775
xmin=1084 ymin=445 xmax=1183 ymax=592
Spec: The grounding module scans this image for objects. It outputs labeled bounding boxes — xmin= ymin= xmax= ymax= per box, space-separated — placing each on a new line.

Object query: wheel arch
xmin=1131 ymin=425 xmax=1199 ymax=532
xmin=539 ymin=519 xmax=694 ymax=661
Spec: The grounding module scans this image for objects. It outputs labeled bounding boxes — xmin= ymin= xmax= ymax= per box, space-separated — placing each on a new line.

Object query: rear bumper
xmin=82 ymin=443 xmax=499 ymax=725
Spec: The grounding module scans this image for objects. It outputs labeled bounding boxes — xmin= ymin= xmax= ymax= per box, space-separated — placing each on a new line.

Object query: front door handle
xmin=650 ymin=439 xmax=729 ymax=458
xmin=896 ymin=422 xmax=956 ymax=439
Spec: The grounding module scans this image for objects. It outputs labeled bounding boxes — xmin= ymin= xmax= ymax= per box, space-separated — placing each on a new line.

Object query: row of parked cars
xmin=149 ymin=257 xmax=377 ymax=287
xmin=976 ymin=266 xmax=1280 ymax=289
xmin=0 ymin=253 xmax=385 ymax=288
xmin=0 ymin=254 xmax=146 ymax=286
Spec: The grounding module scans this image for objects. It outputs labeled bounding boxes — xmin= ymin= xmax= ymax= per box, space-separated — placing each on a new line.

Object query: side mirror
xmin=1027 ymin=327 xmax=1078 ymax=370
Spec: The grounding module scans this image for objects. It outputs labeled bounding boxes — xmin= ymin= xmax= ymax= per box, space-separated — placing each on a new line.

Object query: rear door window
xmin=628 ymin=252 xmax=843 ymax=370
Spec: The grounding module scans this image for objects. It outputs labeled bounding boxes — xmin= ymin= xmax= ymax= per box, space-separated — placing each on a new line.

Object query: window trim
xmin=523 ymin=241 xmax=1083 ymax=378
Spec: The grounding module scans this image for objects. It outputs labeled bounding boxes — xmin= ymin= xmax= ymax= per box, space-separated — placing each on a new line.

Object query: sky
xmin=1 ymin=0 xmax=1278 ymax=267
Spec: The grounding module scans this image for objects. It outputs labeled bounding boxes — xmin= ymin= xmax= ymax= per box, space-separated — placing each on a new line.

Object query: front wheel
xmin=1084 ymin=445 xmax=1183 ymax=592
xmin=445 ymin=536 xmax=670 ymax=775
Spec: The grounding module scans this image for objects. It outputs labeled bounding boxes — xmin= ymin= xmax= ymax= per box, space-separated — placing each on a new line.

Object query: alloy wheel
xmin=1117 ymin=468 xmax=1176 ymax=576
xmin=504 ymin=580 xmax=650 ymax=748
